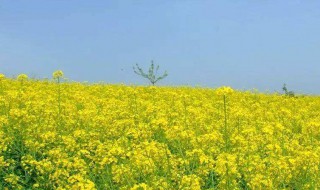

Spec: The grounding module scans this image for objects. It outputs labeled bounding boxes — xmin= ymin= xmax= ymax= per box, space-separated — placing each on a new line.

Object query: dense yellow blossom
xmin=53 ymin=70 xmax=64 ymax=79
xmin=17 ymin=74 xmax=28 ymax=81
xmin=0 ymin=74 xmax=5 ymax=80
xmin=0 ymin=73 xmax=319 ymax=189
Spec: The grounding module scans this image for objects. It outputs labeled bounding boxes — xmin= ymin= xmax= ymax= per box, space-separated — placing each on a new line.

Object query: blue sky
xmin=1 ymin=1 xmax=320 ymax=93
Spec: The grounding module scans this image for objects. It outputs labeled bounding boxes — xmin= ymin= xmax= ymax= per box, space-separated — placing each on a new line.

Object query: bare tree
xmin=133 ymin=60 xmax=168 ymax=85
xmin=282 ymin=83 xmax=295 ymax=97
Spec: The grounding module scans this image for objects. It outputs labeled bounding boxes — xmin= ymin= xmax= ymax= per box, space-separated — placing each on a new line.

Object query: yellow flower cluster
xmin=0 ymin=74 xmax=319 ymax=189
xmin=0 ymin=74 xmax=5 ymax=80
xmin=53 ymin=70 xmax=64 ymax=79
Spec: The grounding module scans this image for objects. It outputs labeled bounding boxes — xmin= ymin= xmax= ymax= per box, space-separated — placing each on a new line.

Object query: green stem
xmin=226 ymin=162 xmax=230 ymax=190
xmin=57 ymin=77 xmax=62 ymax=128
xmin=223 ymin=95 xmax=229 ymax=151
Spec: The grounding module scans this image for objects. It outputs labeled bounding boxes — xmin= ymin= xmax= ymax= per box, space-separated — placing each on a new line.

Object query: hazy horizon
xmin=1 ymin=1 xmax=320 ymax=94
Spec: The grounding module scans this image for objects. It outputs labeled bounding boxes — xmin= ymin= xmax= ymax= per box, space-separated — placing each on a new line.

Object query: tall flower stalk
xmin=0 ymin=74 xmax=5 ymax=94
xmin=17 ymin=74 xmax=28 ymax=108
xmin=53 ymin=70 xmax=64 ymax=127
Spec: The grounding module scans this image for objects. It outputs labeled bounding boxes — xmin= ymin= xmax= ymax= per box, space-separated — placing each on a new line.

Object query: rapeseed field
xmin=0 ymin=72 xmax=319 ymax=189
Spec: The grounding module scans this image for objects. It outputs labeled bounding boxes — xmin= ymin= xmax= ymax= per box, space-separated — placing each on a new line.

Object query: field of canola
xmin=0 ymin=72 xmax=319 ymax=190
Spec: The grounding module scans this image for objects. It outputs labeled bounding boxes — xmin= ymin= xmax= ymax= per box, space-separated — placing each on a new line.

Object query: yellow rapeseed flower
xmin=0 ymin=73 xmax=5 ymax=80
xmin=53 ymin=70 xmax=64 ymax=79
xmin=17 ymin=73 xmax=28 ymax=81
xmin=1 ymin=75 xmax=320 ymax=189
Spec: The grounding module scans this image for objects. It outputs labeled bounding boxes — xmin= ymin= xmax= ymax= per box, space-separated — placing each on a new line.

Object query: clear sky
xmin=1 ymin=1 xmax=320 ymax=94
